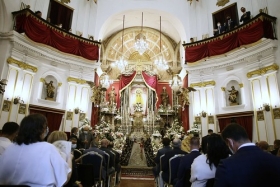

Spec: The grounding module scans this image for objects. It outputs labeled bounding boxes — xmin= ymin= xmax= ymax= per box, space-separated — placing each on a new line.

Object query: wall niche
xmin=41 ymin=75 xmax=58 ymax=101
xmin=226 ymin=80 xmax=241 ymax=106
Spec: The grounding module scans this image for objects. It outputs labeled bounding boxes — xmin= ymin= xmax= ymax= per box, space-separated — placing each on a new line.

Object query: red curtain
xmin=180 ymin=75 xmax=189 ymax=131
xmin=13 ymin=10 xmax=99 ymax=61
xmin=118 ymin=71 xmax=137 ymax=106
xmin=141 ymin=71 xmax=158 ymax=90
xmin=217 ymin=113 xmax=253 ymax=141
xmin=91 ymin=71 xmax=100 ymax=128
xmin=184 ymin=14 xmax=276 ymax=63
xmin=29 ymin=105 xmax=64 ymax=133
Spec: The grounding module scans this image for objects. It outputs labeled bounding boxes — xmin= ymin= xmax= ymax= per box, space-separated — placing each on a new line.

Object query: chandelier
xmin=100 ymin=74 xmax=113 ymax=89
xmin=134 ymin=12 xmax=148 ymax=55
xmin=154 ymin=16 xmax=168 ymax=70
xmin=114 ymin=15 xmax=128 ymax=72
xmin=169 ymin=74 xmax=182 ymax=91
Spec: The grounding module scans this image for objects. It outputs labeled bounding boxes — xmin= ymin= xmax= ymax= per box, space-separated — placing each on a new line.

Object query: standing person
xmin=153 ymin=138 xmax=172 ymax=177
xmin=240 ymin=7 xmax=251 ymax=23
xmin=79 ymin=126 xmax=94 ymax=149
xmin=214 ymin=124 xmax=280 ymax=187
xmin=213 ymin=22 xmax=225 ymax=35
xmin=225 ymin=15 xmax=236 ymax=31
xmin=190 ymin=134 xmax=229 ymax=187
xmin=69 ymin=127 xmax=82 ymax=149
xmin=0 ymin=122 xmax=19 ymax=155
xmin=201 ymin=129 xmax=213 ymax=154
xmin=270 ymin=139 xmax=280 ymax=155
xmin=175 ymin=137 xmax=201 ymax=187
xmin=0 ymin=114 xmax=72 ymax=186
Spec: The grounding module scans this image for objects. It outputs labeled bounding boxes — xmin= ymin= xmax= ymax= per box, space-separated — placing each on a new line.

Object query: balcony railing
xmin=12 ymin=8 xmax=101 ymax=61
xmin=183 ymin=12 xmax=277 ymax=63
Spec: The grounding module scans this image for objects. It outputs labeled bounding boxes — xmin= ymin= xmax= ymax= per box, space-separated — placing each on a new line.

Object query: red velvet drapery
xmin=12 ymin=9 xmax=100 ymax=61
xmin=91 ymin=71 xmax=100 ymax=128
xmin=217 ymin=111 xmax=254 ymax=141
xmin=180 ymin=75 xmax=189 ymax=131
xmin=141 ymin=71 xmax=158 ymax=106
xmin=29 ymin=105 xmax=64 ymax=133
xmin=118 ymin=71 xmax=137 ymax=106
xmin=184 ymin=13 xmax=276 ymax=63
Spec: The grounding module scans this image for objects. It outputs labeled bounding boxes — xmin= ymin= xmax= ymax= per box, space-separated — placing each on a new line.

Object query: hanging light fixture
xmin=134 ymin=12 xmax=148 ymax=55
xmin=154 ymin=16 xmax=169 ymax=70
xmin=100 ymin=73 xmax=113 ymax=89
xmin=169 ymin=74 xmax=182 ymax=92
xmin=113 ymin=15 xmax=128 ymax=72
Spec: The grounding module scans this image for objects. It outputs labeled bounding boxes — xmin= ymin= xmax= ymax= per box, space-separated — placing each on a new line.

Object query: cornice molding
xmin=7 ymin=57 xmax=38 ymax=72
xmin=247 ymin=63 xmax=279 ymax=78
xmin=190 ymin=80 xmax=216 ymax=87
xmin=67 ymin=77 xmax=87 ymax=84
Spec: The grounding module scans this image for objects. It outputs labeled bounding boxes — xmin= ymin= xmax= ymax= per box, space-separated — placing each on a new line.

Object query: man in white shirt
xmin=0 ymin=122 xmax=19 ymax=155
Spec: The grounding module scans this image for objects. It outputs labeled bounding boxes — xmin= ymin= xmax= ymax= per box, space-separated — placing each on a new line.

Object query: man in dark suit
xmin=160 ymin=138 xmax=187 ymax=186
xmin=240 ymin=7 xmax=251 ymax=24
xmin=153 ymin=138 xmax=172 ymax=177
xmin=99 ymin=139 xmax=115 ymax=173
xmin=225 ymin=16 xmax=236 ymax=31
xmin=107 ymin=142 xmax=121 ymax=183
xmin=175 ymin=137 xmax=201 ymax=187
xmin=213 ymin=22 xmax=225 ymax=36
xmin=214 ymin=123 xmax=280 ymax=187
xmin=201 ymin=129 xmax=213 ymax=154
xmin=79 ymin=126 xmax=94 ymax=149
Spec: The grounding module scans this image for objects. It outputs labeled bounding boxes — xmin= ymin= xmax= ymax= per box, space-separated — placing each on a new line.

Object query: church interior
xmin=0 ymin=0 xmax=280 ymax=186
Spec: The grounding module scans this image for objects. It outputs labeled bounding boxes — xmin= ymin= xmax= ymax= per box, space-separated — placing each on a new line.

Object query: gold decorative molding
xmin=221 ymin=87 xmax=226 ymax=91
xmin=190 ymin=80 xmax=216 ymax=87
xmin=40 ymin=78 xmax=45 ymax=82
xmin=247 ymin=64 xmax=279 ymax=78
xmin=67 ymin=77 xmax=87 ymax=84
xmin=239 ymin=83 xmax=244 ymax=88
xmin=216 ymin=0 xmax=230 ymax=7
xmin=7 ymin=57 xmax=38 ymax=72
xmin=128 ymin=51 xmax=151 ymax=62
xmin=58 ymin=82 xmax=62 ymax=87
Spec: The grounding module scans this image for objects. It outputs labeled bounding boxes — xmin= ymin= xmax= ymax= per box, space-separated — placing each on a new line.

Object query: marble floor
xmin=117 ymin=178 xmax=155 ymax=187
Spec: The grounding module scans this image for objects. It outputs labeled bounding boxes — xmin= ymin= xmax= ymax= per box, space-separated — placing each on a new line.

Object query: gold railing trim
xmin=67 ymin=77 xmax=87 ymax=84
xmin=190 ymin=80 xmax=216 ymax=87
xmin=247 ymin=64 xmax=279 ymax=78
xmin=7 ymin=57 xmax=38 ymax=72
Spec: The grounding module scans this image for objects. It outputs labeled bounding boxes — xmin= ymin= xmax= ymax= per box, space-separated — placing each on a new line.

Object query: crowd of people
xmin=1 ymin=113 xmax=280 ymax=186
xmin=153 ymin=125 xmax=280 ymax=187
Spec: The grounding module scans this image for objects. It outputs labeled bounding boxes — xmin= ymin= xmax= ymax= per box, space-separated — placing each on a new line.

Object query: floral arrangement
xmin=187 ymin=122 xmax=201 ymax=135
xmin=78 ymin=117 xmax=92 ymax=130
xmin=164 ymin=119 xmax=184 ymax=139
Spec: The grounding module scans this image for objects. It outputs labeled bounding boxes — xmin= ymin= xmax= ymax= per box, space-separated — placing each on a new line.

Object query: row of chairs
xmin=75 ymin=149 xmax=119 ymax=187
xmin=156 ymin=154 xmax=214 ymax=187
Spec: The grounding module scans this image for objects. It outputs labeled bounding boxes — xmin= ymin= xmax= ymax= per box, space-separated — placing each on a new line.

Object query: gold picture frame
xmin=273 ymin=108 xmax=280 ymax=119
xmin=2 ymin=100 xmax=11 ymax=112
xmin=257 ymin=111 xmax=264 ymax=121
xmin=66 ymin=111 xmax=73 ymax=120
xmin=79 ymin=113 xmax=86 ymax=121
xmin=195 ymin=116 xmax=201 ymax=123
xmin=208 ymin=115 xmax=214 ymax=124
xmin=18 ymin=103 xmax=26 ymax=114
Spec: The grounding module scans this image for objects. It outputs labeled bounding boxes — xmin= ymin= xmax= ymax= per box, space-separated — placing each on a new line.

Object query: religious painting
xmin=208 ymin=116 xmax=214 ymax=124
xmin=195 ymin=116 xmax=201 ymax=123
xmin=257 ymin=111 xmax=264 ymax=121
xmin=273 ymin=108 xmax=280 ymax=119
xmin=18 ymin=103 xmax=26 ymax=115
xmin=2 ymin=100 xmax=11 ymax=112
xmin=79 ymin=113 xmax=86 ymax=121
xmin=129 ymin=85 xmax=148 ymax=114
xmin=66 ymin=111 xmax=73 ymax=120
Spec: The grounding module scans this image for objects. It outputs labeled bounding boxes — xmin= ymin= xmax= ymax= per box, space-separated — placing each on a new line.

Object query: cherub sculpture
xmin=0 ymin=79 xmax=8 ymax=94
xmin=90 ymin=85 xmax=102 ymax=105
xmin=178 ymin=87 xmax=196 ymax=110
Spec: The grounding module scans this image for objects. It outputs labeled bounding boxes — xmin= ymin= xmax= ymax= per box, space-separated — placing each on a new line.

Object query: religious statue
xmin=0 ymin=79 xmax=7 ymax=94
xmin=108 ymin=86 xmax=117 ymax=105
xmin=135 ymin=89 xmax=143 ymax=105
xmin=91 ymin=85 xmax=102 ymax=105
xmin=45 ymin=80 xmax=55 ymax=99
xmin=178 ymin=87 xmax=196 ymax=110
xmin=160 ymin=87 xmax=169 ymax=108
xmin=228 ymin=86 xmax=239 ymax=105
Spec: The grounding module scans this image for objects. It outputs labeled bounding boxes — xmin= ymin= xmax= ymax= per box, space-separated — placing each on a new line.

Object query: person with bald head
xmin=258 ymin=141 xmax=270 ymax=153
xmin=99 ymin=139 xmax=115 ymax=175
xmin=78 ymin=126 xmax=94 ymax=149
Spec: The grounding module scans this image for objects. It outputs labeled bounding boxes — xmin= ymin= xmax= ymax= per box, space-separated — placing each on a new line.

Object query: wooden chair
xmin=109 ymin=150 xmax=117 ymax=187
xmin=156 ymin=154 xmax=165 ymax=187
xmin=73 ymin=149 xmax=82 ymax=160
xmin=165 ymin=154 xmax=184 ymax=186
xmin=103 ymin=152 xmax=115 ymax=187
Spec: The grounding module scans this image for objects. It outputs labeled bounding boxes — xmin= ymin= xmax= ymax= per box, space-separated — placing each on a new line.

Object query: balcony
xmin=183 ymin=13 xmax=277 ymax=64
xmin=12 ymin=9 xmax=100 ymax=61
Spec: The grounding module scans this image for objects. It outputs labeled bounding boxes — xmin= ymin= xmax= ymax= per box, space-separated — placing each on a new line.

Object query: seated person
xmin=240 ymin=7 xmax=251 ymax=23
xmin=213 ymin=22 xmax=225 ymax=35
